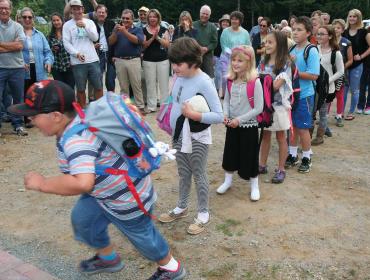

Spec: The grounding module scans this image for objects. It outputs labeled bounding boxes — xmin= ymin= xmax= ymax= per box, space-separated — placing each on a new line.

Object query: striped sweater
xmin=57 ymin=116 xmax=156 ymax=220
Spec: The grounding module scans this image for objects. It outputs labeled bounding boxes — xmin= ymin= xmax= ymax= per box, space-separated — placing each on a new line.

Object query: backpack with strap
xmin=226 ymin=75 xmax=274 ymax=128
xmin=60 ymin=92 xmax=162 ymax=218
xmin=290 ymin=44 xmax=329 ymax=113
xmin=290 ymin=62 xmax=301 ymax=111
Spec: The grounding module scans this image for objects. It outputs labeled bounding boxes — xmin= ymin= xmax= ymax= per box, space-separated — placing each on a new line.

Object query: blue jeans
xmin=71 ymin=194 xmax=169 ymax=262
xmin=358 ymin=65 xmax=370 ymax=110
xmin=0 ymin=68 xmax=25 ymax=129
xmin=0 ymin=83 xmax=12 ymax=121
xmin=344 ymin=63 xmax=363 ymax=114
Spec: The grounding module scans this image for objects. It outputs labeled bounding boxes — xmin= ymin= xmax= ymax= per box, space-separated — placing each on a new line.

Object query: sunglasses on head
xmin=22 ymin=16 xmax=33 ymax=19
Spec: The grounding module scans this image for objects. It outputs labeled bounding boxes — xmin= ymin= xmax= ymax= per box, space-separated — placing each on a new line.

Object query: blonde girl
xmin=217 ymin=45 xmax=263 ymax=201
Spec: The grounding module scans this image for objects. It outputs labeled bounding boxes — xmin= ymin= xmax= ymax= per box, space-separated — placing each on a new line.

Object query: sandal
xmin=344 ymin=114 xmax=355 ymax=121
xmin=187 ymin=218 xmax=209 ymax=235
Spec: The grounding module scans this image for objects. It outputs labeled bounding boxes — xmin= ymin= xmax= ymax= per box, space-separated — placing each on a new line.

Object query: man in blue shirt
xmin=108 ymin=9 xmax=145 ymax=111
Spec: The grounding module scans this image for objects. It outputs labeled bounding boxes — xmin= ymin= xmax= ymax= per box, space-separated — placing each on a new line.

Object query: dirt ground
xmin=0 ymin=106 xmax=370 ymax=280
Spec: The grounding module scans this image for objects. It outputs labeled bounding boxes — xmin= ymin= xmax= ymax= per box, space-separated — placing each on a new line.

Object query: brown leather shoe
xmin=158 ymin=209 xmax=188 ymax=223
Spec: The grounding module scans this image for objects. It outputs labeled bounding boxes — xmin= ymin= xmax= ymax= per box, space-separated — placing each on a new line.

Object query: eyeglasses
xmin=121 ymin=17 xmax=131 ymax=20
xmin=317 ymin=33 xmax=328 ymax=36
xmin=22 ymin=16 xmax=33 ymax=20
xmin=0 ymin=7 xmax=10 ymax=10
xmin=260 ymin=24 xmax=267 ymax=27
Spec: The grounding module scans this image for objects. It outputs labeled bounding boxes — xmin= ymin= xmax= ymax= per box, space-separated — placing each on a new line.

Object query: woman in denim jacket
xmin=21 ymin=8 xmax=53 ymax=127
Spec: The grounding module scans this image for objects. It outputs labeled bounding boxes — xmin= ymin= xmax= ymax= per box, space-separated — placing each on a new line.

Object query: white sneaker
xmin=250 ymin=185 xmax=260 ymax=201
xmin=356 ymin=109 xmax=363 ymax=114
xmin=216 ymin=182 xmax=231 ymax=194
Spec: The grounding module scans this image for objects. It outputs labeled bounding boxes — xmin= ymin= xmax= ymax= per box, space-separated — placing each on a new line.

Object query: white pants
xmin=143 ymin=60 xmax=169 ymax=111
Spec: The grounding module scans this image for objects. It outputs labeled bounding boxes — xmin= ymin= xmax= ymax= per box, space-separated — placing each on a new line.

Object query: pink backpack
xmin=227 ymin=75 xmax=274 ymax=128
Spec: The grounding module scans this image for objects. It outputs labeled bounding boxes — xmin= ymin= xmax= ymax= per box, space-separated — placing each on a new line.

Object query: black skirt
xmin=222 ymin=126 xmax=259 ymax=180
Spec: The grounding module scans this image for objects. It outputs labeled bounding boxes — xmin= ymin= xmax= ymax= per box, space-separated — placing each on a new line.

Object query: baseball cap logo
xmin=24 ymin=80 xmax=51 ymax=107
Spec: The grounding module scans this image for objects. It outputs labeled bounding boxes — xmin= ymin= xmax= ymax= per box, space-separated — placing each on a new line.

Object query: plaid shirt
xmin=48 ymin=36 xmax=71 ymax=72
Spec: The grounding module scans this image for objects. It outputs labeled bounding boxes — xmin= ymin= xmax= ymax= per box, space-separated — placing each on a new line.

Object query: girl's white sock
xmin=250 ymin=176 xmax=260 ymax=201
xmin=173 ymin=207 xmax=186 ymax=215
xmin=289 ymin=146 xmax=298 ymax=157
xmin=197 ymin=212 xmax=210 ymax=224
xmin=216 ymin=172 xmax=233 ymax=194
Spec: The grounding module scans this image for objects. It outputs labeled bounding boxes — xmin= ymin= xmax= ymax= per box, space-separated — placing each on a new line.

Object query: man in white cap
xmin=63 ymin=0 xmax=103 ymax=107
xmin=134 ymin=6 xmax=149 ymax=28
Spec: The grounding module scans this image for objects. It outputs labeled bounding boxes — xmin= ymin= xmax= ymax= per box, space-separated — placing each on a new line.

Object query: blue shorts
xmin=292 ymin=96 xmax=314 ymax=129
xmin=72 ymin=62 xmax=102 ymax=92
xmin=71 ymin=194 xmax=169 ymax=262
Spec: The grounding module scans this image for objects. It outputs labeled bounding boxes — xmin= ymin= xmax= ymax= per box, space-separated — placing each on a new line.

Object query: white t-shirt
xmin=62 ymin=18 xmax=99 ymax=65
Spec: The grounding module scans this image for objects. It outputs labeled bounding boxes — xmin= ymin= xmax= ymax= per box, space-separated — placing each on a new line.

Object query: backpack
xmin=330 ymin=50 xmax=344 ymax=93
xmin=290 ymin=62 xmax=301 ymax=111
xmin=60 ymin=92 xmax=161 ymax=217
xmin=290 ymin=44 xmax=329 ymax=113
xmin=226 ymin=75 xmax=274 ymax=128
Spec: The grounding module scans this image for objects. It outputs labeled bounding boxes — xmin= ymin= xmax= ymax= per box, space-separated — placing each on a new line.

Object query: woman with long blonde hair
xmin=342 ymin=9 xmax=370 ymax=119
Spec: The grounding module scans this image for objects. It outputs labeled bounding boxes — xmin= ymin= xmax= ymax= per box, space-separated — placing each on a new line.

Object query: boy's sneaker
xmin=356 ymin=108 xmax=363 ymax=114
xmin=271 ymin=169 xmax=286 ymax=184
xmin=258 ymin=165 xmax=268 ymax=174
xmin=158 ymin=209 xmax=188 ymax=223
xmin=13 ymin=126 xmax=28 ymax=136
xmin=147 ymin=262 xmax=186 ymax=280
xmin=285 ymin=154 xmax=299 ymax=168
xmin=79 ymin=254 xmax=124 ymax=275
xmin=298 ymin=157 xmax=312 ymax=173
xmin=364 ymin=107 xmax=370 ymax=115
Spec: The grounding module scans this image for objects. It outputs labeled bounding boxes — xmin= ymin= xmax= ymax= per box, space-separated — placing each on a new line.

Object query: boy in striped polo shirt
xmin=8 ymin=80 xmax=186 ymax=280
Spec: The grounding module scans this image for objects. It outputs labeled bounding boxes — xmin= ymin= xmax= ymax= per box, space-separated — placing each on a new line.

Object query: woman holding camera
xmin=48 ymin=12 xmax=75 ymax=89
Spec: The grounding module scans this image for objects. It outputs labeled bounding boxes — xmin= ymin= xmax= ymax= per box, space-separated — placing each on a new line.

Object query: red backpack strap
xmin=226 ymin=79 xmax=232 ymax=95
xmin=104 ymin=168 xmax=156 ymax=220
xmin=72 ymin=102 xmax=85 ymax=120
xmin=246 ymin=78 xmax=257 ymax=108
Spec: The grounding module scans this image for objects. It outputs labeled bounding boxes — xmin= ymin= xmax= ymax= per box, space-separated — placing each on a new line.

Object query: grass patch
xmin=216 ymin=219 xmax=241 ymax=237
xmin=201 ymin=263 xmax=236 ymax=278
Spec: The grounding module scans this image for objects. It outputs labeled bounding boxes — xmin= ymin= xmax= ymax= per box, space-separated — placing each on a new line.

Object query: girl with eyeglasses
xmin=311 ymin=25 xmax=344 ymax=145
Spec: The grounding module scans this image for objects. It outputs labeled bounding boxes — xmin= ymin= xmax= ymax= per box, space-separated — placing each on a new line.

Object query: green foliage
xmin=10 ymin=0 xmax=370 ymax=29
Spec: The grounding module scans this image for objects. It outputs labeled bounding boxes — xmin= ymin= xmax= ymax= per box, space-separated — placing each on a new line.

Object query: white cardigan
xmin=318 ymin=46 xmax=344 ymax=94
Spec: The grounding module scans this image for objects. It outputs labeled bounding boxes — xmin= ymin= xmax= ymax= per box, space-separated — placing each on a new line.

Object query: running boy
xmin=8 ymin=80 xmax=186 ymax=280
xmin=286 ymin=16 xmax=320 ymax=173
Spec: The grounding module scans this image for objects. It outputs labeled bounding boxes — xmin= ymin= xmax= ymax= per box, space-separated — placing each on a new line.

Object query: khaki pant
xmin=115 ymin=57 xmax=144 ymax=109
xmin=143 ymin=60 xmax=169 ymax=111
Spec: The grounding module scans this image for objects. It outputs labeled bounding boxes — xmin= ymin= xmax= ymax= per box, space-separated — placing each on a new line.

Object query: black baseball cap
xmin=8 ymin=80 xmax=76 ymax=117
